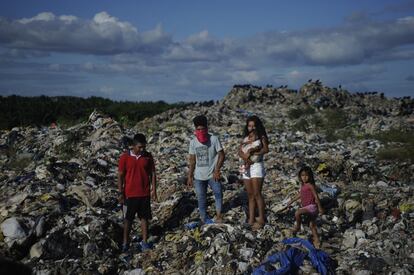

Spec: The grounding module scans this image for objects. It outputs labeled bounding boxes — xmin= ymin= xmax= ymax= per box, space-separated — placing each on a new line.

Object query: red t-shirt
xmin=118 ymin=151 xmax=155 ymax=198
xmin=300 ymin=183 xmax=316 ymax=207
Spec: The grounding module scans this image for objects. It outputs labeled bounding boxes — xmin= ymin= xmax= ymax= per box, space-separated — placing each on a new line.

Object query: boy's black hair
xmin=193 ymin=115 xmax=208 ymax=127
xmin=298 ymin=166 xmax=315 ymax=185
xmin=243 ymin=115 xmax=269 ymax=141
xmin=132 ymin=133 xmax=147 ymax=145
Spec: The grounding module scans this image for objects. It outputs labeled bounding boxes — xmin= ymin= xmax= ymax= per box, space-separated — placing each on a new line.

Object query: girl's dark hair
xmin=298 ymin=166 xmax=315 ymax=185
xmin=243 ymin=115 xmax=268 ymax=141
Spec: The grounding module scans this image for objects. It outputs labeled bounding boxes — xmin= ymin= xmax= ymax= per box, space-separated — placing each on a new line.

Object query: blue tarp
xmin=252 ymin=247 xmax=305 ymax=275
xmin=318 ymin=183 xmax=340 ymax=198
xmin=253 ymin=238 xmax=336 ymax=275
xmin=184 ymin=218 xmax=214 ymax=230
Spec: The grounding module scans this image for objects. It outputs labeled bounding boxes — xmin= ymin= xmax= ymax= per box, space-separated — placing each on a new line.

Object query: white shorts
xmin=241 ymin=162 xmax=266 ymax=179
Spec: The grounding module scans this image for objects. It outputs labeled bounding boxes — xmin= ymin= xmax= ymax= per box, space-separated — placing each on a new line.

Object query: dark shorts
xmin=125 ymin=197 xmax=152 ymax=222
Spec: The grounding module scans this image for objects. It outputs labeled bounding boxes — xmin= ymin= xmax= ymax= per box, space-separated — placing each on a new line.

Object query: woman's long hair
xmin=243 ymin=115 xmax=268 ymax=141
xmin=298 ymin=166 xmax=315 ymax=185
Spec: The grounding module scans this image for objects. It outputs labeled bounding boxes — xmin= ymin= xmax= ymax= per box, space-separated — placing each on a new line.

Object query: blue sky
xmin=0 ymin=0 xmax=413 ymax=102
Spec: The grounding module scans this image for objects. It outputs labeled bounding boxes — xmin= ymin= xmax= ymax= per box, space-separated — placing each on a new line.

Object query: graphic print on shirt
xmin=195 ymin=146 xmax=209 ymax=167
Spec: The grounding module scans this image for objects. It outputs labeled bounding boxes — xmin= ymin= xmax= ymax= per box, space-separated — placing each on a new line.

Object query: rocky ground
xmin=1 ymin=81 xmax=413 ymax=274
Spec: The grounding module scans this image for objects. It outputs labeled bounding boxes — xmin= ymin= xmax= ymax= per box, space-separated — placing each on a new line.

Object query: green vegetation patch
xmin=288 ymin=106 xmax=315 ymax=120
xmin=376 ymin=146 xmax=414 ymax=162
xmin=321 ymin=108 xmax=348 ymax=130
xmin=292 ymin=118 xmax=310 ymax=132
xmin=7 ymin=150 xmax=33 ymax=172
xmin=287 ymin=107 xmax=350 ymax=139
xmin=373 ymin=129 xmax=414 ymax=162
xmin=372 ymin=129 xmax=414 ymax=144
xmin=0 ymin=95 xmax=190 ymax=129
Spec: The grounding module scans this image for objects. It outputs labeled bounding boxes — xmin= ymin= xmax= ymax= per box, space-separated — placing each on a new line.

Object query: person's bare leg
xmin=215 ymin=212 xmax=223 ymax=223
xmin=293 ymin=208 xmax=309 ymax=234
xmin=244 ymin=179 xmax=255 ymax=225
xmin=140 ymin=218 xmax=148 ymax=243
xmin=310 ymin=220 xmax=320 ymax=248
xmin=252 ymin=177 xmax=265 ymax=228
xmin=123 ymin=220 xmax=131 ymax=245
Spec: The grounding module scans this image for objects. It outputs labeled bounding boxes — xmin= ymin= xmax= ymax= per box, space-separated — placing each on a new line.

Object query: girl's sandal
xmin=252 ymin=222 xmax=264 ymax=231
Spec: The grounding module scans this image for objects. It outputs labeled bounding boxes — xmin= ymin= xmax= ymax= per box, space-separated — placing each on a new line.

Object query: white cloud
xmin=165 ymin=44 xmax=218 ymax=62
xmin=230 ymin=70 xmax=260 ymax=83
xmin=248 ymin=16 xmax=414 ymax=66
xmin=59 ymin=15 xmax=78 ymax=23
xmin=49 ymin=63 xmax=60 ymax=71
xmin=0 ymin=11 xmax=171 ymax=55
xmin=83 ymin=62 xmax=95 ymax=71
xmin=4 ymin=11 xmax=414 ymax=67
xmin=99 ymin=85 xmax=115 ymax=96
xmin=288 ymin=70 xmax=301 ymax=78
xmin=18 ymin=12 xmax=56 ymax=24
xmin=1 ymin=11 xmax=414 ymax=101
xmin=0 ymin=48 xmax=49 ymax=59
xmin=163 ymin=30 xmax=235 ymax=62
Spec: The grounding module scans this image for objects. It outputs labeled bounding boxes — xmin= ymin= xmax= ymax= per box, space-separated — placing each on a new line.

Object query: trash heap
xmin=1 ymin=81 xmax=413 ymax=274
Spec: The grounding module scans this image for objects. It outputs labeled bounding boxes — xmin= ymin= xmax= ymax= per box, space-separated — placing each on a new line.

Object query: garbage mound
xmin=1 ymin=82 xmax=413 ymax=274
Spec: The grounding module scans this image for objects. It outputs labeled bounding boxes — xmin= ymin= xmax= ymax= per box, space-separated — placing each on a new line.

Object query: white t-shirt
xmin=189 ymin=134 xmax=223 ymax=180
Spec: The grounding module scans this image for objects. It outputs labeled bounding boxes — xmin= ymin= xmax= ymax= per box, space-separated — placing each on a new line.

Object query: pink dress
xmin=300 ymin=183 xmax=318 ymax=215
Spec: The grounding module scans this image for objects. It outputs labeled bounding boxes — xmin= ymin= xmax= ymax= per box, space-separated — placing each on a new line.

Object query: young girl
xmin=287 ymin=166 xmax=324 ymax=248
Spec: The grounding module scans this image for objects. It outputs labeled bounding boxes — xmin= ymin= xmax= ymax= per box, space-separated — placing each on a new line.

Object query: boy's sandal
xmin=204 ymin=218 xmax=215 ymax=225
xmin=184 ymin=221 xmax=199 ymax=230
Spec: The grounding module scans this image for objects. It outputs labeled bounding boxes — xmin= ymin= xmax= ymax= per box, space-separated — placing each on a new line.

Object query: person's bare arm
xmin=214 ymin=150 xmax=225 ymax=181
xmin=310 ymin=185 xmax=324 ymax=214
xmin=150 ymin=165 xmax=158 ymax=202
xmin=253 ymin=136 xmax=269 ymax=155
xmin=187 ymin=154 xmax=196 ymax=187
xmin=117 ymin=170 xmax=126 ymax=204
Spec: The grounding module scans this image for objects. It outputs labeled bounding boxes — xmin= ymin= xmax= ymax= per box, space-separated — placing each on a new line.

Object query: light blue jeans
xmin=194 ymin=178 xmax=222 ymax=222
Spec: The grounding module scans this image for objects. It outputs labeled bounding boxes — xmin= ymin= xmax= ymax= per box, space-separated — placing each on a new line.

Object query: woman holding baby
xmin=239 ymin=115 xmax=269 ymax=230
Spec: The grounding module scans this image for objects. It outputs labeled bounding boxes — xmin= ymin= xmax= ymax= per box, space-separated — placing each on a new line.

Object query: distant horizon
xmin=1 ymin=81 xmax=411 ymax=105
xmin=1 ymin=0 xmax=414 ymax=102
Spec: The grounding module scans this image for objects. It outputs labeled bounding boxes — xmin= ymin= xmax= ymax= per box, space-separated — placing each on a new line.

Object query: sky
xmin=0 ymin=0 xmax=413 ymax=102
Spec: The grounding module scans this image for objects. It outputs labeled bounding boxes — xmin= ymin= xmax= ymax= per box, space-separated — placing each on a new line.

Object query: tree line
xmin=0 ymin=95 xmax=189 ymax=129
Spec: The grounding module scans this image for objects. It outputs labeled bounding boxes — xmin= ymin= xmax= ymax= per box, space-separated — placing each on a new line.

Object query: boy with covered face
xmin=187 ymin=115 xmax=225 ymax=224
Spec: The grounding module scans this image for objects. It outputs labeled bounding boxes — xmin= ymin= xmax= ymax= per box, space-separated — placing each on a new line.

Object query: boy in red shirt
xmin=117 ymin=133 xmax=157 ymax=252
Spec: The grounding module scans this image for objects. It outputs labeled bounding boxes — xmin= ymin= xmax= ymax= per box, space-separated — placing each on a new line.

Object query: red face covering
xmin=195 ymin=128 xmax=209 ymax=143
